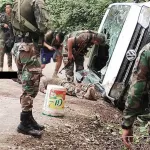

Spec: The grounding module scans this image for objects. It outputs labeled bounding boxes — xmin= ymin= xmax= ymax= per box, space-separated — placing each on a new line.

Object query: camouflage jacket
xmin=63 ymin=30 xmax=98 ymax=55
xmin=122 ymin=43 xmax=150 ymax=129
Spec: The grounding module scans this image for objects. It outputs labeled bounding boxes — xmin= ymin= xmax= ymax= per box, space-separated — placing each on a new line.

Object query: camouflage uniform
xmin=122 ymin=43 xmax=150 ymax=129
xmin=63 ymin=30 xmax=105 ymax=82
xmin=0 ymin=12 xmax=13 ymax=70
xmin=39 ymin=75 xmax=101 ymax=100
xmin=11 ymin=0 xmax=49 ymax=136
xmin=11 ymin=0 xmax=48 ymax=111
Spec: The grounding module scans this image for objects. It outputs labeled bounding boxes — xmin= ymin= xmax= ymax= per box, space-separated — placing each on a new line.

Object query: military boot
xmin=0 ymin=67 xmax=3 ymax=72
xmin=17 ymin=111 xmax=42 ymax=138
xmin=28 ymin=111 xmax=45 ymax=130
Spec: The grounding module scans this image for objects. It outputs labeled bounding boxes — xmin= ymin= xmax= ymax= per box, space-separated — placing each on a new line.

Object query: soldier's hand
xmin=48 ymin=45 xmax=55 ymax=51
xmin=4 ymin=24 xmax=8 ymax=28
xmin=122 ymin=129 xmax=133 ymax=150
xmin=68 ymin=54 xmax=74 ymax=60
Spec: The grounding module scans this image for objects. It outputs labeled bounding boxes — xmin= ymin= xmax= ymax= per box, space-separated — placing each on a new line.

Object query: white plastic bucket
xmin=42 ymin=84 xmax=66 ymax=117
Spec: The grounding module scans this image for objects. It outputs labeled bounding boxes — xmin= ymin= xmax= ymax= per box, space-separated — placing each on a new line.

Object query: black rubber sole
xmin=17 ymin=128 xmax=42 ymax=138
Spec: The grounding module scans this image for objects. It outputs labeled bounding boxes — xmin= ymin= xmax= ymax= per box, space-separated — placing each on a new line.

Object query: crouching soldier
xmin=62 ymin=30 xmax=106 ymax=82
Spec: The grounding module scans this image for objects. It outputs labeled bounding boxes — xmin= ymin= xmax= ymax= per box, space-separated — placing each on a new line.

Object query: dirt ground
xmin=0 ymin=79 xmax=123 ymax=150
xmin=0 ymin=56 xmax=150 ymax=150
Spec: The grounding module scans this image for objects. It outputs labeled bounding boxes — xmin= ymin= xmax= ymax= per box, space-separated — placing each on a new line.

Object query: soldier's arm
xmin=43 ymin=31 xmax=56 ymax=50
xmin=43 ymin=42 xmax=54 ymax=51
xmin=33 ymin=0 xmax=49 ymax=34
xmin=67 ymin=37 xmax=75 ymax=59
xmin=122 ymin=48 xmax=150 ymax=129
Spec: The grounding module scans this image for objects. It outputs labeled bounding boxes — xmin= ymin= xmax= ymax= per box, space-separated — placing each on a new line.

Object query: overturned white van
xmin=88 ymin=2 xmax=150 ymax=110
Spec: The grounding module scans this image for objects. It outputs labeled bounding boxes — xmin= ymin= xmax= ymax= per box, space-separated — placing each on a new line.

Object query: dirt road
xmin=0 ymin=56 xmax=149 ymax=149
xmin=0 ymin=78 xmax=124 ymax=150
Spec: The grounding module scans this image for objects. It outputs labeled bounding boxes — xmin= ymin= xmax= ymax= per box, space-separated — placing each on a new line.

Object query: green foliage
xmin=0 ymin=0 xmax=13 ymax=12
xmin=46 ymin=0 xmax=126 ymax=33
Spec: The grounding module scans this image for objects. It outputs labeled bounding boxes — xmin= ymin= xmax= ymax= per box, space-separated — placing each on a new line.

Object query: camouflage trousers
xmin=0 ymin=48 xmax=12 ymax=68
xmin=12 ymin=42 xmax=42 ymax=111
xmin=65 ymin=54 xmax=84 ymax=82
xmin=39 ymin=75 xmax=101 ymax=100
xmin=61 ymin=81 xmax=100 ymax=100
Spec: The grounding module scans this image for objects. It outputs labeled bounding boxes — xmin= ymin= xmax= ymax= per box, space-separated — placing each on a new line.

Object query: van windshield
xmin=102 ymin=5 xmax=130 ymax=57
xmin=89 ymin=5 xmax=130 ymax=82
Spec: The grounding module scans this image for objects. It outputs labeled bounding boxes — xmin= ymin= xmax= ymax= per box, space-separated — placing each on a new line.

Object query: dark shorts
xmin=41 ymin=47 xmax=62 ymax=64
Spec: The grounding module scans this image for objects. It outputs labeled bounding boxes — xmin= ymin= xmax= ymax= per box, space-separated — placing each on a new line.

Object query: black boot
xmin=29 ymin=111 xmax=45 ymax=130
xmin=17 ymin=111 xmax=42 ymax=138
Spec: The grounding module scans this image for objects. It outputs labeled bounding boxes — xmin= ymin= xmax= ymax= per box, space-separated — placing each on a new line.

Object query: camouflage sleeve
xmin=33 ymin=0 xmax=49 ymax=34
xmin=122 ymin=46 xmax=150 ymax=129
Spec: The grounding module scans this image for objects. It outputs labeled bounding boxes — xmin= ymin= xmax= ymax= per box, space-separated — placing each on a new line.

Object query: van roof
xmin=109 ymin=2 xmax=150 ymax=8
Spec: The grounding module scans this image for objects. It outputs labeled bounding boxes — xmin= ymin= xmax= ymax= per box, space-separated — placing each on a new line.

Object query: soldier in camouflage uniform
xmin=62 ymin=30 xmax=106 ymax=82
xmin=11 ymin=0 xmax=49 ymax=137
xmin=39 ymin=75 xmax=101 ymax=100
xmin=121 ymin=43 xmax=150 ymax=149
xmin=0 ymin=3 xmax=14 ymax=71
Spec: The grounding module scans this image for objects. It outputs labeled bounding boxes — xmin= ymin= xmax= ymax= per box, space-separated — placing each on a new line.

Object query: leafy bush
xmin=46 ymin=0 xmax=126 ymax=33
